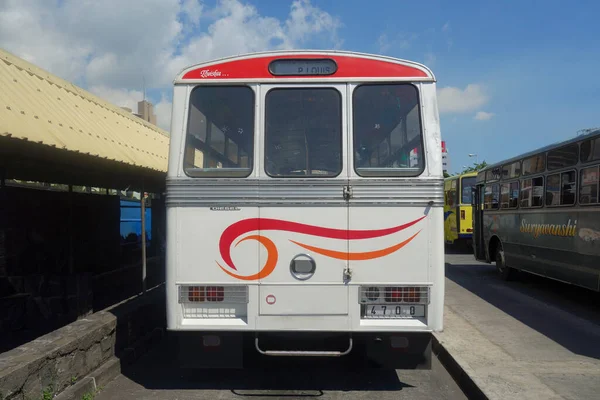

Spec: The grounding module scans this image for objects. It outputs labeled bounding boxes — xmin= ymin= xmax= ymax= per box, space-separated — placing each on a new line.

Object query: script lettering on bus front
xmin=199 ymin=69 xmax=229 ymax=78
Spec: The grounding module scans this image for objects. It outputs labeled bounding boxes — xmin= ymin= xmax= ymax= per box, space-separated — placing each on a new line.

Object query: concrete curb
xmin=432 ymin=333 xmax=489 ymax=400
xmin=54 ymin=357 xmax=120 ymax=400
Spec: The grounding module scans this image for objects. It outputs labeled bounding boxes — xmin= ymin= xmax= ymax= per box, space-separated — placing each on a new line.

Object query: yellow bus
xmin=444 ymin=171 xmax=477 ymax=247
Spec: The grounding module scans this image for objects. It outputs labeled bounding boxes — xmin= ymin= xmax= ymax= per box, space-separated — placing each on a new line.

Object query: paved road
xmin=94 ymin=257 xmax=471 ymax=400
xmin=95 ymin=344 xmax=465 ymax=399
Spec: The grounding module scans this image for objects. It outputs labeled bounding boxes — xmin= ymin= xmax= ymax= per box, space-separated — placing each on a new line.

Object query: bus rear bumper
xmin=172 ymin=330 xmax=432 ymax=370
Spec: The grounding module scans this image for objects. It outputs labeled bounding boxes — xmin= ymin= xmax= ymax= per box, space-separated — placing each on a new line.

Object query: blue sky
xmin=1 ymin=0 xmax=598 ymax=173
xmin=177 ymin=0 xmax=600 ymax=173
xmin=262 ymin=0 xmax=600 ymax=173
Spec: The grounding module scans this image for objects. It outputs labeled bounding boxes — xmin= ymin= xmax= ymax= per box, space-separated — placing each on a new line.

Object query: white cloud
xmin=155 ymin=97 xmax=174 ymax=131
xmin=437 ymin=84 xmax=490 ymax=114
xmin=442 ymin=22 xmax=451 ymax=33
xmin=0 ymin=0 xmax=341 ymax=130
xmin=474 ymin=111 xmax=495 ymax=121
xmin=89 ymin=86 xmax=144 ymax=114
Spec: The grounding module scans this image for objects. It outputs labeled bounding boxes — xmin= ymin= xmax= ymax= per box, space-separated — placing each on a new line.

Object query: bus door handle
xmin=255 ymin=337 xmax=353 ymax=357
xmin=343 ymin=186 xmax=352 ymax=200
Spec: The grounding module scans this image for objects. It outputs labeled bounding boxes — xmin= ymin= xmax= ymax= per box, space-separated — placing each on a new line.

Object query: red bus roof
xmin=175 ymin=50 xmax=435 ymax=82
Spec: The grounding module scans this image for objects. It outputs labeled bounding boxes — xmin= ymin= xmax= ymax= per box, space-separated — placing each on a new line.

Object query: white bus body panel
xmin=166 ymin=71 xmax=444 ymax=334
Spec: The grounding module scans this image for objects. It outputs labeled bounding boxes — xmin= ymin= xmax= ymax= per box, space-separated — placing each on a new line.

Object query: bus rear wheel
xmin=495 ymin=243 xmax=516 ymax=281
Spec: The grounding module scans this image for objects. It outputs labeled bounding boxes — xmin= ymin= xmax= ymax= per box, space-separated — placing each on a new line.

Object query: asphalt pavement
xmin=93 ymin=335 xmax=465 ymax=400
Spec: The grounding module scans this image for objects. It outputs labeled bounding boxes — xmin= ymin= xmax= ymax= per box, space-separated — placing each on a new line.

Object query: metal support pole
xmin=141 ymin=183 xmax=147 ymax=293
xmin=68 ymin=185 xmax=74 ymax=275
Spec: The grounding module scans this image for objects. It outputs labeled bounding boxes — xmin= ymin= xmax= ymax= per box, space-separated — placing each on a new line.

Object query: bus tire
xmin=495 ymin=242 xmax=516 ymax=281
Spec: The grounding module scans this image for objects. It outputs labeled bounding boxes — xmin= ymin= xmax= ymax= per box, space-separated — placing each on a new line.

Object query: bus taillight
xmin=206 ymin=286 xmax=225 ymax=302
xmin=385 ymin=287 xmax=421 ymax=303
xmin=186 ymin=286 xmax=224 ymax=302
xmin=188 ymin=286 xmax=204 ymax=302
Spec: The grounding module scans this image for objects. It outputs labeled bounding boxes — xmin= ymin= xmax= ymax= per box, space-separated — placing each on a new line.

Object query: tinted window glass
xmin=353 ymin=84 xmax=423 ymax=176
xmin=581 ymin=138 xmax=600 ymax=163
xmin=580 ymin=165 xmax=600 ymax=204
xmin=500 ymin=182 xmax=519 ymax=209
xmin=265 ymin=88 xmax=342 ymax=177
xmin=546 ymin=174 xmax=561 ymax=206
xmin=560 ymin=171 xmax=576 ymax=205
xmin=520 ymin=176 xmax=544 ymax=207
xmin=445 ymin=179 xmax=458 ymax=206
xmin=502 ymin=161 xmax=521 ymax=180
xmin=484 ymin=184 xmax=499 ymax=210
xmin=522 ymin=155 xmax=545 ymax=175
xmin=184 ymin=86 xmax=254 ymax=177
xmin=486 ymin=167 xmax=502 ymax=182
xmin=461 ymin=176 xmax=476 ymax=204
xmin=547 ymin=144 xmax=579 ymax=171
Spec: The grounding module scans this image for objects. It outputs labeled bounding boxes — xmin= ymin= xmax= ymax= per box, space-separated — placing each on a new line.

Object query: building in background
xmin=137 ymin=100 xmax=157 ymax=125
xmin=120 ymin=101 xmax=157 ymax=126
xmin=442 ymin=140 xmax=450 ymax=173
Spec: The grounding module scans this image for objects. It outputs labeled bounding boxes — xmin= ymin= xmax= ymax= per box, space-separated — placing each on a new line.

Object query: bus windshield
xmin=461 ymin=176 xmax=476 ymax=204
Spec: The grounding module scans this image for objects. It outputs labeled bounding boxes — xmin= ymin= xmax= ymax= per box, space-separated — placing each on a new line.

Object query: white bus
xmin=165 ymin=50 xmax=445 ymax=369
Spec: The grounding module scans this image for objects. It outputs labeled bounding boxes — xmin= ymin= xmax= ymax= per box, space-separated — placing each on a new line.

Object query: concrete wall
xmin=0 ymin=285 xmax=166 ymax=400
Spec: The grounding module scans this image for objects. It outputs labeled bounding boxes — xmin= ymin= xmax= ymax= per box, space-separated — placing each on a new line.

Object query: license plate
xmin=364 ymin=304 xmax=425 ymax=318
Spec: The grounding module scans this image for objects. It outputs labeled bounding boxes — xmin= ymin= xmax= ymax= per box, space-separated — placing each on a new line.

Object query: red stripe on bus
xmin=181 ymin=54 xmax=428 ymax=80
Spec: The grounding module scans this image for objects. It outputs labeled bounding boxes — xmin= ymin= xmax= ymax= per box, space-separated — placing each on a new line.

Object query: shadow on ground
xmin=445 ymin=255 xmax=600 ymax=360
xmin=117 ymin=335 xmax=413 ymax=394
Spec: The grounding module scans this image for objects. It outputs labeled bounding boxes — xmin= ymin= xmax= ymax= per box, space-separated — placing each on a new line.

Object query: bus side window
xmin=546 ymin=174 xmax=561 ymax=206
xmin=580 ymin=165 xmax=600 ymax=204
xmin=560 ymin=171 xmax=576 ymax=205
xmin=484 ymin=184 xmax=499 ymax=210
xmin=546 ymin=171 xmax=576 ymax=206
xmin=500 ymin=183 xmax=509 ymax=209
xmin=509 ymin=181 xmax=519 ymax=208
xmin=520 ymin=177 xmax=544 ymax=208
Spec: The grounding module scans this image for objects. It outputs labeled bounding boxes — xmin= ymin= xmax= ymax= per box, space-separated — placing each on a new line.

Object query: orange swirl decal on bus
xmin=217 ymin=216 xmax=425 ymax=280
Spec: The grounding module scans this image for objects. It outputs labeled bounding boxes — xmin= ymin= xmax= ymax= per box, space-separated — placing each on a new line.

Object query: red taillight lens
xmin=460 ymin=210 xmax=466 ymax=220
xmin=385 ymin=287 xmax=403 ymax=302
xmin=206 ymin=286 xmax=224 ymax=302
xmin=188 ymin=286 xmax=204 ymax=302
xmin=467 ymin=228 xmax=473 ymax=233
xmin=385 ymin=287 xmax=421 ymax=303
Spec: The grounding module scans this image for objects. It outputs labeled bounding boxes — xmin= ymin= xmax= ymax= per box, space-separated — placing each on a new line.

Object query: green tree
xmin=460 ymin=160 xmax=488 ymax=174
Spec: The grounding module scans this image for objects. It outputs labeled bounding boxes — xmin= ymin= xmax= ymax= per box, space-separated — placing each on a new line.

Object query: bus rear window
xmin=264 ymin=88 xmax=342 ymax=177
xmin=183 ymin=86 xmax=255 ymax=177
xmin=353 ymin=84 xmax=424 ymax=177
